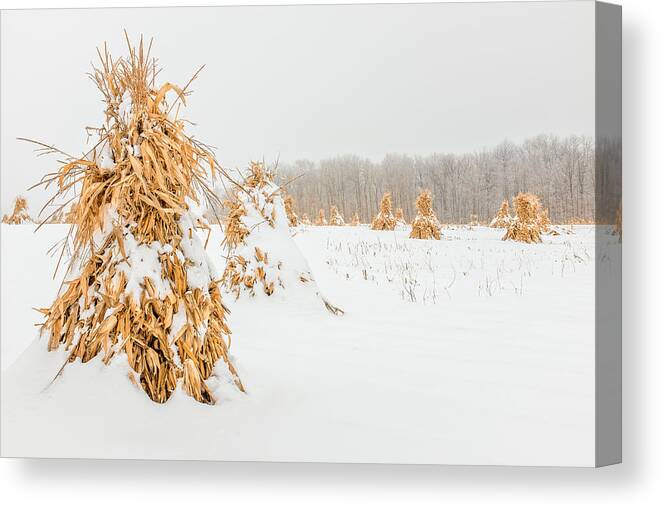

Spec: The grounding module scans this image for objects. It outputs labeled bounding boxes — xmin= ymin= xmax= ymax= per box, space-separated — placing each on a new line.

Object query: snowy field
xmin=1 ymin=223 xmax=601 ymax=465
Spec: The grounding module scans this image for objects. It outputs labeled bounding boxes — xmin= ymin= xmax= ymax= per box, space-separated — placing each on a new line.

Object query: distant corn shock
xmin=2 ymin=196 xmax=33 ymax=224
xmin=410 ymin=190 xmax=441 ymax=240
xmin=490 ymin=200 xmax=511 ymax=228
xmin=502 ymin=192 xmax=543 ymax=243
xmin=371 ymin=192 xmax=396 ymax=231
xmin=329 ymin=205 xmax=345 ymax=226
xmin=315 ymin=208 xmax=327 ymax=226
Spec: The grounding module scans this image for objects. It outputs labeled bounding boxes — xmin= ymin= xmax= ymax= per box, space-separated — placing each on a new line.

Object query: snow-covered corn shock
xmin=23 ymin=38 xmax=243 ymax=405
xmin=221 ymin=162 xmax=343 ymax=315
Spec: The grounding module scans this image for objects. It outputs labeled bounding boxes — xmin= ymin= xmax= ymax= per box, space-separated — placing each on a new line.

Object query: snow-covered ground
xmin=1 ymin=223 xmax=601 ymax=465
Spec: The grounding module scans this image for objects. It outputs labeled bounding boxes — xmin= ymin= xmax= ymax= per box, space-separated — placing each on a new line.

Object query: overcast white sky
xmin=1 ymin=2 xmax=595 ymax=214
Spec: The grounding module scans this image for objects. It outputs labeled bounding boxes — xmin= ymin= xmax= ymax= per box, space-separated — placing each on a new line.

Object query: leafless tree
xmin=275 ymin=134 xmax=609 ymax=224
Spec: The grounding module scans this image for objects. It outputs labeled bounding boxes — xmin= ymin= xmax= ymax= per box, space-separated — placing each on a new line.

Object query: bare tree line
xmin=274 ymin=134 xmax=601 ymax=224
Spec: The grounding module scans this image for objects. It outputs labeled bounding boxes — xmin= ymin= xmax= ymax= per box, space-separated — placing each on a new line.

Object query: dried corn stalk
xmin=371 ymin=192 xmax=396 ymax=231
xmin=30 ymin=36 xmax=243 ymax=405
xmin=284 ymin=195 xmax=299 ymax=227
xmin=489 ymin=200 xmax=511 ymax=228
xmin=350 ymin=212 xmax=360 ymax=226
xmin=301 ymin=213 xmax=311 ymax=225
xmin=329 ymin=205 xmax=345 ymax=226
xmin=221 ymin=162 xmax=342 ymax=315
xmin=503 ymin=192 xmax=542 ymax=243
xmin=2 ymin=196 xmax=33 ymax=224
xmin=469 ymin=214 xmax=479 ymax=227
xmin=410 ymin=190 xmax=441 ymax=240
xmin=315 ymin=208 xmax=327 ymax=226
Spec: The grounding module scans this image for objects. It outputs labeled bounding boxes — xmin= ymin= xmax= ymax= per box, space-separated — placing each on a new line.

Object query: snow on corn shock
xmin=27 ymin=36 xmax=244 ymax=405
xmin=221 ymin=161 xmax=343 ymax=315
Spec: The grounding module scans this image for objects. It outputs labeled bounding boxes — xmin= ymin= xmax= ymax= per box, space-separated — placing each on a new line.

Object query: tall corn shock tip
xmin=32 ymin=35 xmax=243 ymax=405
xmin=222 ymin=161 xmax=277 ymax=251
